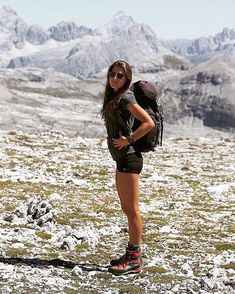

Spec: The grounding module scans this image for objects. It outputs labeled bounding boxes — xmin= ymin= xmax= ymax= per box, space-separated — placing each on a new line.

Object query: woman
xmin=101 ymin=60 xmax=154 ymax=275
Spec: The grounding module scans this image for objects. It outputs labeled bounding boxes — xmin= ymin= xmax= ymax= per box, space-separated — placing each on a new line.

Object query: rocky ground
xmin=0 ymin=129 xmax=234 ymax=294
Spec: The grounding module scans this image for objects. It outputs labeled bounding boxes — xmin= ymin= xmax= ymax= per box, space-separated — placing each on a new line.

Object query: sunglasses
xmin=109 ymin=71 xmax=125 ymax=80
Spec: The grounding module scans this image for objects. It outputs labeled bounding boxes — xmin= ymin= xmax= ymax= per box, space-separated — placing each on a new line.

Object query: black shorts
xmin=116 ymin=152 xmax=143 ymax=174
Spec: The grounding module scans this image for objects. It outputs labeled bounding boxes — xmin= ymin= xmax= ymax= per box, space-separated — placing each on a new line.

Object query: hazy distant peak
xmin=48 ymin=21 xmax=92 ymax=42
xmin=0 ymin=3 xmax=27 ymax=29
xmin=219 ymin=27 xmax=235 ymax=40
xmin=110 ymin=10 xmax=135 ymax=25
xmin=28 ymin=23 xmax=45 ymax=30
xmin=113 ymin=10 xmax=129 ymax=18
xmin=26 ymin=24 xmax=50 ymax=45
xmin=94 ymin=11 xmax=136 ymax=37
xmin=52 ymin=20 xmax=78 ymax=27
xmin=0 ymin=4 xmax=17 ymax=16
xmin=221 ymin=27 xmax=235 ymax=34
xmin=0 ymin=4 xmax=28 ymax=50
xmin=0 ymin=3 xmax=20 ymax=25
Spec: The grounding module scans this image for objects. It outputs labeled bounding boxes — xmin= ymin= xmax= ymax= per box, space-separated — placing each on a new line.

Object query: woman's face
xmin=109 ymin=65 xmax=126 ymax=92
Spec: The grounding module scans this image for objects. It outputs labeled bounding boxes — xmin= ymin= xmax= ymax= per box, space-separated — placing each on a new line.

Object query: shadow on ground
xmin=0 ymin=256 xmax=109 ymax=272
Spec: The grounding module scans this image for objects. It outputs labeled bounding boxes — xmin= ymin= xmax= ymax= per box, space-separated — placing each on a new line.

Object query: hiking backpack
xmin=118 ymin=80 xmax=163 ymax=153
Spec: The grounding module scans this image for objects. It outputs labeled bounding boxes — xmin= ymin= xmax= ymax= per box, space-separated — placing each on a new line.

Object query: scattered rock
xmin=4 ymin=195 xmax=56 ymax=227
xmin=71 ymin=266 xmax=83 ymax=276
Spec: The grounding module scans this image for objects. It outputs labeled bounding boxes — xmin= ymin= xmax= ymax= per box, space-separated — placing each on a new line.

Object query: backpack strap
xmin=160 ymin=121 xmax=163 ymax=146
xmin=159 ymin=104 xmax=164 ymax=146
xmin=117 ymin=101 xmax=164 ymax=146
xmin=115 ymin=105 xmax=132 ymax=136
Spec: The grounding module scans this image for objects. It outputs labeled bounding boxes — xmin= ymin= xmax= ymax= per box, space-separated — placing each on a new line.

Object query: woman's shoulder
xmin=121 ymin=90 xmax=137 ymax=105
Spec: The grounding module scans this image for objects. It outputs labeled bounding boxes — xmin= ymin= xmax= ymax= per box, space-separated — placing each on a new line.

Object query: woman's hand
xmin=112 ymin=136 xmax=129 ymax=149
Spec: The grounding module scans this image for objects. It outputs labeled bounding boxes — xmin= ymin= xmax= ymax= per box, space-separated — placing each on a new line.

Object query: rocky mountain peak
xmin=94 ymin=10 xmax=136 ymax=37
xmin=123 ymin=23 xmax=158 ymax=41
xmin=0 ymin=4 xmax=17 ymax=18
xmin=26 ymin=24 xmax=50 ymax=45
xmin=48 ymin=21 xmax=92 ymax=42
xmin=0 ymin=4 xmax=24 ymax=30
xmin=214 ymin=27 xmax=235 ymax=43
xmin=112 ymin=10 xmax=134 ymax=23
xmin=0 ymin=4 xmax=28 ymax=50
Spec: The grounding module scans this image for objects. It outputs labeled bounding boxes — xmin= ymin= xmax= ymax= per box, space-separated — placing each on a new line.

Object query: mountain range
xmin=0 ymin=5 xmax=182 ymax=79
xmin=0 ymin=4 xmax=235 ymax=133
xmin=1 ymin=4 xmax=235 ymax=77
xmin=164 ymin=27 xmax=235 ymax=64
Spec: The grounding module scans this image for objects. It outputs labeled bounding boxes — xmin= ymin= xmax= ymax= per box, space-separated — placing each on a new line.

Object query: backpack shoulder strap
xmin=116 ymin=98 xmax=132 ymax=135
xmin=116 ymin=107 xmax=127 ymax=129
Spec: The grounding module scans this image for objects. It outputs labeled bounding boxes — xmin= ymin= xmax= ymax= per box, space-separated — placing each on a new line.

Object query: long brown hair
xmin=101 ymin=60 xmax=132 ymax=119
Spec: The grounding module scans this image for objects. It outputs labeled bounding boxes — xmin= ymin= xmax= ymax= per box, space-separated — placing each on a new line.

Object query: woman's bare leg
xmin=115 ymin=171 xmax=142 ymax=245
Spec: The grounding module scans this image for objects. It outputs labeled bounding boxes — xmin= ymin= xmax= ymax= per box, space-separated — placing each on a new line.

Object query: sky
xmin=1 ymin=0 xmax=235 ymax=39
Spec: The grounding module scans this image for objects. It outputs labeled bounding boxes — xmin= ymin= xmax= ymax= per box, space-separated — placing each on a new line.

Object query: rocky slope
xmin=161 ymin=57 xmax=235 ymax=130
xmin=0 ymin=67 xmax=105 ymax=137
xmin=0 ymin=65 xmax=235 ymax=135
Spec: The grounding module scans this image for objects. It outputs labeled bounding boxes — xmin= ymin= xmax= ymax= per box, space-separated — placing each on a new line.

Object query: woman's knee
xmin=121 ymin=205 xmax=141 ymax=218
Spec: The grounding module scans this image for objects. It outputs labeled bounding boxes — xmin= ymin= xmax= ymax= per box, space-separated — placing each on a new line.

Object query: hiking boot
xmin=108 ymin=248 xmax=143 ymax=275
xmin=110 ymin=252 xmax=127 ymax=266
xmin=110 ymin=243 xmax=141 ymax=266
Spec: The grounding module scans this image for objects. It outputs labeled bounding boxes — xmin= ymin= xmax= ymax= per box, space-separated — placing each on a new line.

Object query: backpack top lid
xmin=132 ymin=80 xmax=158 ymax=101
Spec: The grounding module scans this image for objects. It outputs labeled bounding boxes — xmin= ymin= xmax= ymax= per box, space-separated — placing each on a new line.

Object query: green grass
xmin=5 ymin=247 xmax=30 ymax=257
xmin=36 ymin=232 xmax=52 ymax=240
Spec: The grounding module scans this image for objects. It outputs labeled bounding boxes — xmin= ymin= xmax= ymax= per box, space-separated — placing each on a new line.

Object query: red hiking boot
xmin=110 ymin=251 xmax=127 ymax=266
xmin=108 ymin=248 xmax=143 ymax=275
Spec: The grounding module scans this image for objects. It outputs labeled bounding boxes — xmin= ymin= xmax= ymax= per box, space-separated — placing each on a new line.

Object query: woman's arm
xmin=112 ymin=103 xmax=154 ymax=149
xmin=127 ymin=103 xmax=155 ymax=142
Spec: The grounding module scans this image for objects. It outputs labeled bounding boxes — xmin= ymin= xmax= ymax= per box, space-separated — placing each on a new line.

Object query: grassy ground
xmin=0 ymin=131 xmax=234 ymax=293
